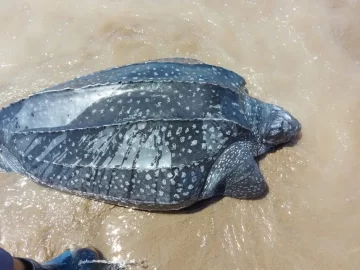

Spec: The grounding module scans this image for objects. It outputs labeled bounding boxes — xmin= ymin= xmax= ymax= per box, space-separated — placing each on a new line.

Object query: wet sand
xmin=0 ymin=0 xmax=359 ymax=269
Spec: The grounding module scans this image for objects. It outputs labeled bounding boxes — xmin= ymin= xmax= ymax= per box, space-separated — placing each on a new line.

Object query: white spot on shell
xmin=191 ymin=140 xmax=198 ymax=146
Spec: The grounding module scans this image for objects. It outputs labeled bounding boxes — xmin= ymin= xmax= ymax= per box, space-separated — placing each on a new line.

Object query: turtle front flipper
xmin=200 ymin=142 xmax=266 ymax=200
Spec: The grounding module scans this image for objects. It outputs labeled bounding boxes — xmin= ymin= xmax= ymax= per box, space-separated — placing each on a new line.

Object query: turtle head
xmin=262 ymin=105 xmax=301 ymax=147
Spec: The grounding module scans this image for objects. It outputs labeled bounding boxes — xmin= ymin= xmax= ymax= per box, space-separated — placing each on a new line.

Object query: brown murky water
xmin=0 ymin=0 xmax=359 ymax=269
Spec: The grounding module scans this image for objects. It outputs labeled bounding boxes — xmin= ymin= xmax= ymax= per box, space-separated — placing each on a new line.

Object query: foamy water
xmin=0 ymin=0 xmax=359 ymax=269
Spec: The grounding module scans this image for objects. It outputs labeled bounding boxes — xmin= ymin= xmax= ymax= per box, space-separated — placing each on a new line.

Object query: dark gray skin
xmin=0 ymin=58 xmax=301 ymax=211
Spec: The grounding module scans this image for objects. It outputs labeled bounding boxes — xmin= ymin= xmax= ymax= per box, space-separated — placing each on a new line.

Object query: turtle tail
xmin=0 ymin=139 xmax=25 ymax=173
xmin=0 ymin=129 xmax=9 ymax=171
xmin=0 ymin=155 xmax=12 ymax=172
xmin=0 ymin=144 xmax=16 ymax=172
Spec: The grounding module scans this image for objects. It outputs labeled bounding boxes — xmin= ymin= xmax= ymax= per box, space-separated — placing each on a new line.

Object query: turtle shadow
xmin=155 ymin=184 xmax=270 ymax=215
xmin=157 ymin=196 xmax=224 ymax=215
xmin=178 ymin=196 xmax=224 ymax=214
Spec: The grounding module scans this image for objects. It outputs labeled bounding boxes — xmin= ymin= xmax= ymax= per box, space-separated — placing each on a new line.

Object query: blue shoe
xmin=43 ymin=248 xmax=99 ymax=270
xmin=0 ymin=248 xmax=14 ymax=270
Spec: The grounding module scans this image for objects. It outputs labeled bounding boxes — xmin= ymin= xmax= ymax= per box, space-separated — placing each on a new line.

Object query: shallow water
xmin=0 ymin=0 xmax=359 ymax=269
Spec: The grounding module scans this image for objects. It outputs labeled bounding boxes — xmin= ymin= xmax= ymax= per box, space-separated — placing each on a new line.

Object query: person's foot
xmin=43 ymin=247 xmax=100 ymax=270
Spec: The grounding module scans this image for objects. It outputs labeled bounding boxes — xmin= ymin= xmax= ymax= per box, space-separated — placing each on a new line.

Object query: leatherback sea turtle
xmin=0 ymin=58 xmax=301 ymax=211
